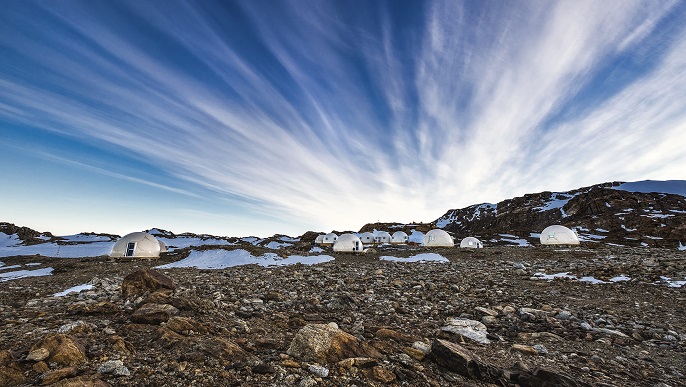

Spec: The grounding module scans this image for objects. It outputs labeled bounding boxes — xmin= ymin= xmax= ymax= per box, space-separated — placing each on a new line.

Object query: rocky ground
xmin=1 ymin=245 xmax=685 ymax=386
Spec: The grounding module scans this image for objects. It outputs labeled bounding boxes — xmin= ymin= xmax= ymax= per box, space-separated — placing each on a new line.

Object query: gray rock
xmin=441 ymin=317 xmax=491 ymax=344
xmin=98 ymin=359 xmax=130 ymax=376
xmin=308 ymin=364 xmax=329 ymax=378
xmin=556 ymin=310 xmax=572 ymax=320
xmin=579 ymin=322 xmax=593 ymax=331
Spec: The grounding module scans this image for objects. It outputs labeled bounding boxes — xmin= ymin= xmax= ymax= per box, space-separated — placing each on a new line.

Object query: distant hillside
xmin=433 ymin=181 xmax=686 ymax=248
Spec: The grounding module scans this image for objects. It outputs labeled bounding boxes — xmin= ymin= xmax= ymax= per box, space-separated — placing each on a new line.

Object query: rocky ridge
xmin=432 ymin=182 xmax=686 ymax=248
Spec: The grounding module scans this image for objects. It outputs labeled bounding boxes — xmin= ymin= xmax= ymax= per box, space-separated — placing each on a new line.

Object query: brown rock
xmin=121 ymin=268 xmax=175 ymax=298
xmin=255 ymin=337 xmax=280 ymax=349
xmin=375 ymin=328 xmax=416 ymax=343
xmin=512 ymin=344 xmax=538 ymax=356
xmin=163 ymin=316 xmax=207 ymax=334
xmin=282 ymin=359 xmax=301 ymax=368
xmin=287 ymin=322 xmax=383 ymax=363
xmin=403 ymin=347 xmax=426 ymax=361
xmin=109 ymin=336 xmax=134 ymax=354
xmin=370 ymin=366 xmax=396 ymax=383
xmin=0 ymin=350 xmax=27 ymax=386
xmin=130 ymin=303 xmax=179 ymax=324
xmin=41 ymin=366 xmax=77 ymax=385
xmin=52 ymin=375 xmax=110 ymax=387
xmin=30 ymin=334 xmax=87 ymax=366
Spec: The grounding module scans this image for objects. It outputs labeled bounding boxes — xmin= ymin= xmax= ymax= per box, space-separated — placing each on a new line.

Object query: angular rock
xmin=429 ymin=339 xmax=501 ymax=382
xmin=287 ymin=322 xmax=382 ymax=363
xmin=130 ymin=303 xmax=179 ymax=324
xmin=98 ymin=360 xmax=130 ymax=376
xmin=375 ymin=328 xmax=415 ymax=343
xmin=441 ymin=317 xmax=491 ymax=344
xmin=121 ymin=268 xmax=175 ymax=298
xmin=163 ymin=316 xmax=207 ymax=334
xmin=512 ymin=344 xmax=538 ymax=355
xmin=0 ymin=350 xmax=27 ymax=386
xmin=41 ymin=366 xmax=78 ymax=385
xmin=30 ymin=334 xmax=87 ymax=366
xmin=403 ymin=347 xmax=426 ymax=361
xmin=27 ymin=347 xmax=50 ymax=362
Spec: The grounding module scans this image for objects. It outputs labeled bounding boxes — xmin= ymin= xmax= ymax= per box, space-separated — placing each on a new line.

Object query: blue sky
xmin=2 ymin=0 xmax=686 ymax=237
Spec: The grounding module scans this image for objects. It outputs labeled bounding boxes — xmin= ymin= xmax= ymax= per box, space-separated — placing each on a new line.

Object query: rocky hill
xmin=432 ymin=181 xmax=686 ymax=248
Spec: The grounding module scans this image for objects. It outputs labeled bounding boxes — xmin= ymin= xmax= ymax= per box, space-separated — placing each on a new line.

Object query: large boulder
xmin=121 ymin=268 xmax=175 ymax=298
xmin=29 ymin=334 xmax=87 ymax=366
xmin=130 ymin=303 xmax=179 ymax=324
xmin=287 ymin=322 xmax=382 ymax=363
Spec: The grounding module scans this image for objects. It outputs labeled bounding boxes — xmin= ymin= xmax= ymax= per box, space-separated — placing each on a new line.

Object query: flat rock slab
xmin=287 ymin=322 xmax=382 ymax=363
xmin=441 ymin=317 xmax=491 ymax=344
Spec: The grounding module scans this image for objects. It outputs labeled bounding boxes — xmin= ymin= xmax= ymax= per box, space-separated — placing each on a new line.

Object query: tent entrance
xmin=126 ymin=242 xmax=136 ymax=257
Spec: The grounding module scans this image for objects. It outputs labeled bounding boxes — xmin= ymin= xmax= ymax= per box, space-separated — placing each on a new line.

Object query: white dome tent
xmin=460 ymin=237 xmax=483 ymax=249
xmin=321 ymin=233 xmax=338 ymax=246
xmin=391 ymin=231 xmax=409 ymax=244
xmin=375 ymin=231 xmax=392 ymax=244
xmin=110 ymin=232 xmax=164 ymax=258
xmin=359 ymin=232 xmax=375 ymax=244
xmin=539 ymin=225 xmax=580 ymax=245
xmin=333 ymin=233 xmax=365 ymax=253
xmin=314 ymin=235 xmax=325 ymax=245
xmin=423 ymin=229 xmax=454 ymax=247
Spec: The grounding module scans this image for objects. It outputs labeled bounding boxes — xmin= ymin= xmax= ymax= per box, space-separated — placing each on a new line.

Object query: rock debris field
xmin=0 ymin=245 xmax=684 ymax=386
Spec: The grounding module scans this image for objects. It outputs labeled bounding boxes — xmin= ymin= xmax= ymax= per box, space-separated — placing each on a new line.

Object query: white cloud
xmin=1 ymin=1 xmax=684 ymax=236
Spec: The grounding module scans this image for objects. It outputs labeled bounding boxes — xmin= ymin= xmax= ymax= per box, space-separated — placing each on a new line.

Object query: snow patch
xmin=380 ymin=253 xmax=448 ymax=263
xmin=613 ymin=180 xmax=686 ymax=198
xmin=533 ymin=272 xmax=632 ymax=284
xmin=156 ymin=249 xmax=334 ymax=269
xmin=264 ymin=241 xmax=292 ymax=249
xmin=659 ymin=276 xmax=686 ymax=288
xmin=0 ymin=242 xmax=113 ymax=258
xmin=0 ymin=267 xmax=54 ymax=282
xmin=0 ymin=232 xmax=22 ymax=248
xmin=54 ymin=284 xmax=94 ymax=297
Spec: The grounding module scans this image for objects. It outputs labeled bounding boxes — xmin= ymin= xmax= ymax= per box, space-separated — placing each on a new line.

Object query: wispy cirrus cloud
xmin=0 ymin=0 xmax=685 ymax=236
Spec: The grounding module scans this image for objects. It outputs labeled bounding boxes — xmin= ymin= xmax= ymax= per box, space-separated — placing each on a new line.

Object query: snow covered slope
xmin=613 ymin=180 xmax=686 ymax=198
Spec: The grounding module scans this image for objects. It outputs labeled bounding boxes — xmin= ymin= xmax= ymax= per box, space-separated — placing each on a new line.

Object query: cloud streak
xmin=1 ymin=0 xmax=685 ymax=235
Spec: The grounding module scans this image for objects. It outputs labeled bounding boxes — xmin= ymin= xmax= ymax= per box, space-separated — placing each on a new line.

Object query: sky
xmin=1 ymin=0 xmax=686 ymax=238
